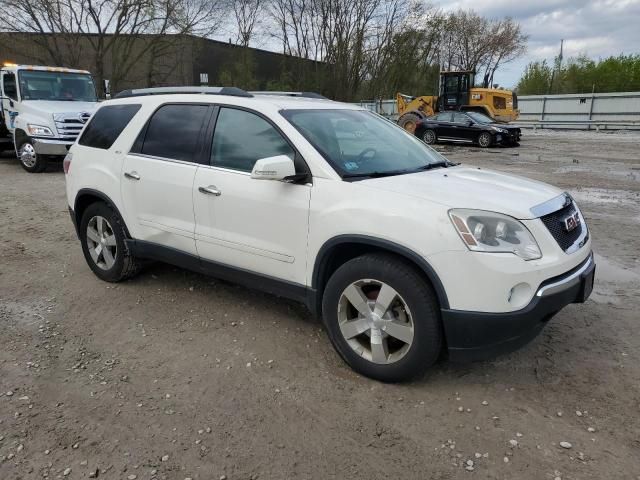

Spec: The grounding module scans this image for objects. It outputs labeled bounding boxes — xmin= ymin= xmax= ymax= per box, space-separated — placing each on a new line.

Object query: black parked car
xmin=415 ymin=111 xmax=521 ymax=147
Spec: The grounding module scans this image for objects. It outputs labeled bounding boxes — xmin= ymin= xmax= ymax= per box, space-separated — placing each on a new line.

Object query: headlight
xmin=449 ymin=209 xmax=542 ymax=260
xmin=27 ymin=124 xmax=54 ymax=136
xmin=491 ymin=126 xmax=507 ymax=133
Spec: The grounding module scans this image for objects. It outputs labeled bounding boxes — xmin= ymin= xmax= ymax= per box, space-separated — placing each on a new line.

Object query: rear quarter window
xmin=78 ymin=104 xmax=141 ymax=149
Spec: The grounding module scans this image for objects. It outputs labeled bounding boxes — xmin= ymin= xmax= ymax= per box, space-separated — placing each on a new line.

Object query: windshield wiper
xmin=412 ymin=160 xmax=458 ymax=171
xmin=342 ymin=161 xmax=459 ymax=179
xmin=342 ymin=169 xmax=414 ymax=179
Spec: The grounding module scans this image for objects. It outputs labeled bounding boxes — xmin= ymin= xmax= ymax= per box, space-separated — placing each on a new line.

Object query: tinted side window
xmin=452 ymin=113 xmax=469 ymax=123
xmin=435 ymin=113 xmax=452 ymax=122
xmin=3 ymin=73 xmax=18 ymax=100
xmin=79 ymin=104 xmax=141 ymax=150
xmin=211 ymin=108 xmax=294 ymax=172
xmin=141 ymin=104 xmax=209 ymax=162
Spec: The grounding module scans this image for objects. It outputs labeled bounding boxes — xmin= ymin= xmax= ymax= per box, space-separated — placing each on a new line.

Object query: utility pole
xmin=548 ymin=39 xmax=563 ymax=94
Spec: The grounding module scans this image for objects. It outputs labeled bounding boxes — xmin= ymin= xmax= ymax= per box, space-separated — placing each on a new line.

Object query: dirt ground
xmin=1 ymin=130 xmax=639 ymax=480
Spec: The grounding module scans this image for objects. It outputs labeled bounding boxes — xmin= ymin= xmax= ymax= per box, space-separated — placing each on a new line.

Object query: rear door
xmin=431 ymin=112 xmax=454 ymax=138
xmin=193 ymin=106 xmax=311 ymax=284
xmin=121 ymin=103 xmax=211 ymax=256
xmin=451 ymin=112 xmax=476 ymax=142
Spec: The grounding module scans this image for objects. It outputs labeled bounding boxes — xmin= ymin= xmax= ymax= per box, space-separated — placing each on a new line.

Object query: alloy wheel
xmin=478 ymin=132 xmax=492 ymax=147
xmin=19 ymin=143 xmax=37 ymax=168
xmin=423 ymin=130 xmax=436 ymax=144
xmin=337 ymin=279 xmax=415 ymax=364
xmin=86 ymin=216 xmax=117 ymax=270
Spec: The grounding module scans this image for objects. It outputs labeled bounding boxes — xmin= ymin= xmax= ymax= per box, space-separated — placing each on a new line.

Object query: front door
xmin=193 ymin=106 xmax=311 ymax=285
xmin=121 ymin=103 xmax=211 ymax=256
xmin=1 ymin=71 xmax=19 ymax=136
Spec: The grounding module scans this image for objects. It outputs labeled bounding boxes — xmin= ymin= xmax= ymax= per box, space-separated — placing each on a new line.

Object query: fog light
xmin=508 ymin=283 xmax=532 ymax=308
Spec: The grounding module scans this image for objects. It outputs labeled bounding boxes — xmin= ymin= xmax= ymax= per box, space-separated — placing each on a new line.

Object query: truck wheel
xmin=422 ymin=129 xmax=437 ymax=144
xmin=322 ymin=253 xmax=442 ymax=382
xmin=17 ymin=139 xmax=47 ymax=173
xmin=398 ymin=113 xmax=421 ymax=134
xmin=477 ymin=132 xmax=492 ymax=148
xmin=79 ymin=202 xmax=141 ymax=282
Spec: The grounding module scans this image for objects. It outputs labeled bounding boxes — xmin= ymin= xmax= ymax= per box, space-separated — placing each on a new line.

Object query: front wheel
xmin=322 ymin=253 xmax=442 ymax=382
xmin=422 ymin=129 xmax=436 ymax=145
xmin=397 ymin=113 xmax=421 ymax=134
xmin=18 ymin=139 xmax=47 ymax=173
xmin=477 ymin=132 xmax=492 ymax=148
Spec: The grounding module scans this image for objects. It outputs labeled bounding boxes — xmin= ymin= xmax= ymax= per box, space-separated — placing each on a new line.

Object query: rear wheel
xmin=79 ymin=202 xmax=141 ymax=282
xmin=397 ymin=113 xmax=421 ymax=134
xmin=17 ymin=139 xmax=47 ymax=173
xmin=322 ymin=253 xmax=442 ymax=382
xmin=477 ymin=132 xmax=492 ymax=148
xmin=422 ymin=129 xmax=436 ymax=145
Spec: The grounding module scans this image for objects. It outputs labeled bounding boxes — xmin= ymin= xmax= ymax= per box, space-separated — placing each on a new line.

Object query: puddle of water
xmin=555 ymin=166 xmax=639 ymax=180
xmin=571 ymin=188 xmax=639 ymax=207
xmin=594 ymin=254 xmax=640 ymax=283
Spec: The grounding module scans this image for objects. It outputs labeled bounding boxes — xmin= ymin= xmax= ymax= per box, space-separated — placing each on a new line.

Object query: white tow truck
xmin=0 ymin=63 xmax=99 ymax=172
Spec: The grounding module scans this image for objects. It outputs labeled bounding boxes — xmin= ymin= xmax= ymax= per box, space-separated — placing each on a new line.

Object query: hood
xmin=361 ymin=166 xmax=562 ymax=220
xmin=21 ymin=100 xmax=98 ymax=115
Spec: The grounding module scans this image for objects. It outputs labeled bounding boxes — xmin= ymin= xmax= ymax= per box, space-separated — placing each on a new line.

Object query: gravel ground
xmin=1 ymin=129 xmax=639 ymax=480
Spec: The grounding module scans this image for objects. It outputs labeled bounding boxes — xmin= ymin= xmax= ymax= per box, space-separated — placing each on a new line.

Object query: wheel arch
xmin=73 ymin=189 xmax=131 ymax=238
xmin=311 ymin=235 xmax=449 ymax=316
xmin=13 ymin=128 xmax=28 ymax=154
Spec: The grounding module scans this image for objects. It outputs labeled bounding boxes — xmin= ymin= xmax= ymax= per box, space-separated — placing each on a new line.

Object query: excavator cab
xmin=438 ymin=71 xmax=474 ymax=111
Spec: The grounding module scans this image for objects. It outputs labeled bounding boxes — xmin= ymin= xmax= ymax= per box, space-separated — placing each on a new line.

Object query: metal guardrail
xmin=357 ymin=96 xmax=640 ymax=131
xmin=516 ymin=119 xmax=640 ymax=131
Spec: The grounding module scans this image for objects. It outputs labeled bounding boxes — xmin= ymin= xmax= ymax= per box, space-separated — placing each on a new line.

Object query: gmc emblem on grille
xmin=563 ymin=211 xmax=581 ymax=232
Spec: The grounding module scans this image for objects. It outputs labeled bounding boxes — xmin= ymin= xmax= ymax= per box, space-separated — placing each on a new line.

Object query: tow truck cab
xmin=0 ymin=63 xmax=98 ymax=172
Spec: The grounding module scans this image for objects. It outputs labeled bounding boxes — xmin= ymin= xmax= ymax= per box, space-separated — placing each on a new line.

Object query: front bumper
xmin=33 ymin=138 xmax=73 ymax=156
xmin=442 ymin=253 xmax=595 ymax=362
xmin=495 ymin=130 xmax=520 ymax=145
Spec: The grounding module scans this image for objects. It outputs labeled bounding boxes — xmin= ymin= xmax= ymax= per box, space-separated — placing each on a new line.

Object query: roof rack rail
xmin=114 ymin=86 xmax=253 ymax=99
xmin=250 ymin=91 xmax=329 ymax=100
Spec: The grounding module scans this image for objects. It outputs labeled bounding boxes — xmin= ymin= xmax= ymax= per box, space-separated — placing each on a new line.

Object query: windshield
xmin=466 ymin=111 xmax=495 ymax=124
xmin=18 ymin=70 xmax=97 ymax=102
xmin=281 ymin=109 xmax=449 ymax=179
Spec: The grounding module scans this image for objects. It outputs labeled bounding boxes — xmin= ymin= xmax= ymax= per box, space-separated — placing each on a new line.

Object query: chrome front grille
xmin=53 ymin=112 xmax=92 ymax=141
xmin=540 ymin=201 xmax=589 ymax=253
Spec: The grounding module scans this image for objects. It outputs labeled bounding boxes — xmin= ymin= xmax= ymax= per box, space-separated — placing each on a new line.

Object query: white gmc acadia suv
xmin=64 ymin=87 xmax=595 ymax=382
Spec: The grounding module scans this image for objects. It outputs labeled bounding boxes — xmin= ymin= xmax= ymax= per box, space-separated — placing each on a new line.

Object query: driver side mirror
xmin=467 ymin=120 xmax=474 ymax=126
xmin=251 ymin=155 xmax=296 ymax=181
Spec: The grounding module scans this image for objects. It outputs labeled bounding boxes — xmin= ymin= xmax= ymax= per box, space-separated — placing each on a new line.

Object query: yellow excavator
xmin=396 ymin=71 xmax=519 ymax=133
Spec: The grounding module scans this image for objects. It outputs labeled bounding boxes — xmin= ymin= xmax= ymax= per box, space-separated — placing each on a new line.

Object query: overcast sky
xmin=432 ymin=0 xmax=640 ymax=88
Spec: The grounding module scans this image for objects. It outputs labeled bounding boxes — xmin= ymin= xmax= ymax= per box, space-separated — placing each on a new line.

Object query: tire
xmin=322 ymin=253 xmax=442 ymax=382
xmin=422 ymin=129 xmax=436 ymax=145
xmin=79 ymin=202 xmax=141 ymax=282
xmin=397 ymin=113 xmax=421 ymax=134
xmin=477 ymin=132 xmax=492 ymax=148
xmin=17 ymin=138 xmax=48 ymax=173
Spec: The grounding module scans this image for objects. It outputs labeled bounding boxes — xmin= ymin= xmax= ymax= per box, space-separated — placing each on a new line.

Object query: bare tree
xmin=0 ymin=0 xmax=230 ymax=93
xmin=479 ymin=18 xmax=527 ymax=87
xmin=438 ymin=10 xmax=527 ymax=87
xmin=232 ymin=0 xmax=262 ymax=47
xmin=0 ymin=0 xmax=86 ymax=66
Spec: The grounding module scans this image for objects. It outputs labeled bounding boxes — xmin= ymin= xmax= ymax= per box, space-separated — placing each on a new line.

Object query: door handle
xmin=124 ymin=171 xmax=140 ymax=180
xmin=199 ymin=185 xmax=222 ymax=196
